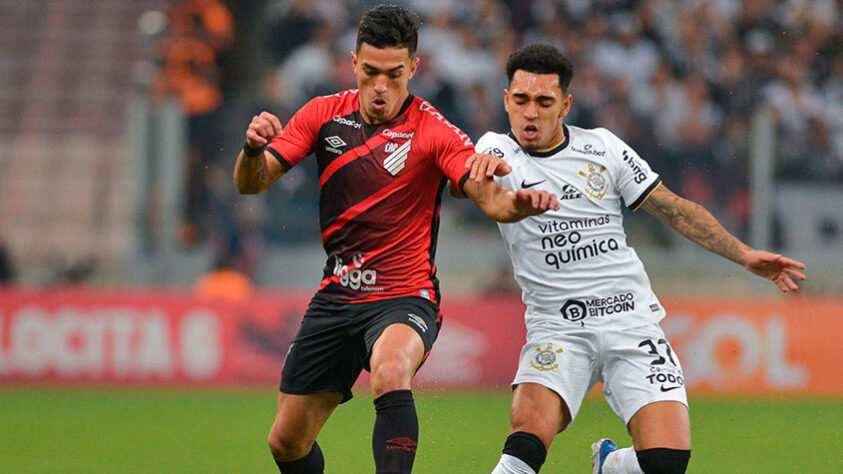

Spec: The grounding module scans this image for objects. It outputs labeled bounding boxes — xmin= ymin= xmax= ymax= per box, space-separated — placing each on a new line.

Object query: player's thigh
xmin=509 ymin=382 xmax=570 ymax=448
xmin=510 ymin=330 xmax=599 ymax=440
xmin=281 ymin=300 xmax=363 ymax=403
xmin=628 ymin=401 xmax=690 ymax=450
xmin=601 ymin=324 xmax=689 ymax=445
xmin=362 ymin=297 xmax=439 ymax=392
xmin=270 ymin=391 xmax=344 ymax=448
xmin=368 ymin=323 xmax=425 ymax=391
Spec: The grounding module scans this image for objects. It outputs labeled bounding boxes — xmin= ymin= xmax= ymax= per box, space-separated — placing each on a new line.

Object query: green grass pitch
xmin=0 ymin=387 xmax=840 ymax=473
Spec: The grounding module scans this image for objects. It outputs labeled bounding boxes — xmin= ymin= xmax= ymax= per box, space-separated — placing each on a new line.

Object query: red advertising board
xmin=0 ymin=288 xmax=840 ymax=394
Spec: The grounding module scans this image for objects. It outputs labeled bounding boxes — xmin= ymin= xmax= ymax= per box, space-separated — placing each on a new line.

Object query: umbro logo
xmin=386 ymin=437 xmax=418 ymax=453
xmin=521 ymin=179 xmax=546 ymax=189
xmin=384 ymin=139 xmax=412 ymax=175
xmin=407 ymin=312 xmax=428 ymax=333
xmin=325 ymin=136 xmax=346 ymax=154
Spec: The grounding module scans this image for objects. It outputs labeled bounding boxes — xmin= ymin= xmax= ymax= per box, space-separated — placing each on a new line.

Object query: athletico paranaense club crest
xmin=383 ymin=139 xmax=412 ymax=176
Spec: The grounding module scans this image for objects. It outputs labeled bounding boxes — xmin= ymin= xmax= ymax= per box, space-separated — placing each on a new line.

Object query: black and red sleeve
xmin=432 ymin=125 xmax=474 ymax=193
xmin=266 ymin=98 xmax=324 ymax=170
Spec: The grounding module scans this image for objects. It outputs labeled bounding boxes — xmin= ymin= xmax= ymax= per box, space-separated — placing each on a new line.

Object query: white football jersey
xmin=478 ymin=125 xmax=666 ymax=330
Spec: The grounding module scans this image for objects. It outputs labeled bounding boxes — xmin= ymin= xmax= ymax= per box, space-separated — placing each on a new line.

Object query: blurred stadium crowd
xmin=2 ymin=0 xmax=835 ymax=284
xmin=158 ymin=0 xmax=842 ymax=274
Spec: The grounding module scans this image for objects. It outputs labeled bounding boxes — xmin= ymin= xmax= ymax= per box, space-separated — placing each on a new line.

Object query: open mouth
xmin=523 ymin=124 xmax=539 ymax=140
xmin=372 ymin=98 xmax=387 ymax=110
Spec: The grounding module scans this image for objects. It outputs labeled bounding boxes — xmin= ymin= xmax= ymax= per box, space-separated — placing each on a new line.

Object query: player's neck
xmin=359 ymin=92 xmax=411 ymax=125
xmin=536 ymin=131 xmax=566 ymax=153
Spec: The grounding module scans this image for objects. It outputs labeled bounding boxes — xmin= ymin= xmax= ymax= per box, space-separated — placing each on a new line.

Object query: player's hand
xmin=466 ymin=153 xmax=512 ymax=182
xmin=512 ymin=188 xmax=559 ymax=216
xmin=741 ymin=250 xmax=806 ymax=292
xmin=246 ymin=111 xmax=283 ymax=148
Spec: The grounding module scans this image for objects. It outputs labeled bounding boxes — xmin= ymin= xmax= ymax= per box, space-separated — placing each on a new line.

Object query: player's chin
xmin=519 ymin=138 xmax=540 ymax=151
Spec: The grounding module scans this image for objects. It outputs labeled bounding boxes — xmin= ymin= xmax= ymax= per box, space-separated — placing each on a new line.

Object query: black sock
xmin=275 ymin=442 xmax=324 ymax=474
xmin=502 ymin=431 xmax=547 ymax=473
xmin=372 ymin=389 xmax=418 ymax=474
xmin=636 ymin=448 xmax=691 ymax=474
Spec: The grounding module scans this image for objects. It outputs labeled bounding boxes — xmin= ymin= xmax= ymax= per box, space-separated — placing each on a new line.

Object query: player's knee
xmin=370 ymin=358 xmax=413 ymax=395
xmin=636 ymin=448 xmax=691 ymax=474
xmin=509 ymin=400 xmax=569 ymax=440
xmin=267 ymin=428 xmax=311 ymax=461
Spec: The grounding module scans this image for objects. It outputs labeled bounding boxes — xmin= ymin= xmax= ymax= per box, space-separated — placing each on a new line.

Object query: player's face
xmin=352 ymin=43 xmax=419 ymax=124
xmin=504 ymin=70 xmax=572 ymax=151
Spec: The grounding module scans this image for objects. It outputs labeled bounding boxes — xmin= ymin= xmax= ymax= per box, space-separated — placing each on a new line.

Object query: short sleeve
xmin=475 ymin=133 xmax=509 ymax=186
xmin=607 ymin=131 xmax=661 ymax=210
xmin=433 ymin=123 xmax=474 ymax=193
xmin=266 ymin=98 xmax=323 ymax=170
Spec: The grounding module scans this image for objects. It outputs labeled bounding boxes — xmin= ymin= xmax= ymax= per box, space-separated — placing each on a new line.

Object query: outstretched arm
xmin=641 ymin=183 xmax=806 ymax=292
xmin=234 ymin=112 xmax=286 ymax=194
xmin=455 ymin=153 xmax=558 ymax=222
xmin=448 ymin=152 xmax=513 ymax=198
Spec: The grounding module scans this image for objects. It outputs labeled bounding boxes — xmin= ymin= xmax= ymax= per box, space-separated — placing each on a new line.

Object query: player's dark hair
xmin=356 ymin=4 xmax=421 ymax=56
xmin=506 ymin=44 xmax=574 ymax=92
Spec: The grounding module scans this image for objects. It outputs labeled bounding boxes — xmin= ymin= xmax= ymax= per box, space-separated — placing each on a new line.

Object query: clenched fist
xmin=246 ymin=111 xmax=283 ymax=148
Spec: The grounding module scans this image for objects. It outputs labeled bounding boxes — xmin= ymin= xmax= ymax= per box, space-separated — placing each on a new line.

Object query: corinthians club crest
xmin=579 ymin=164 xmax=609 ymax=199
xmin=530 ymin=343 xmax=564 ymax=372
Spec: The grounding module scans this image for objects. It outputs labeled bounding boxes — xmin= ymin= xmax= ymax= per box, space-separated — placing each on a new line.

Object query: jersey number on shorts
xmin=638 ymin=338 xmax=677 ymax=366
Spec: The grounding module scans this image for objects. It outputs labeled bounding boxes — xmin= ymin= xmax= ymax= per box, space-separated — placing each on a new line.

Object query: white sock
xmin=491 ymin=453 xmax=537 ymax=474
xmin=601 ymin=447 xmax=644 ymax=474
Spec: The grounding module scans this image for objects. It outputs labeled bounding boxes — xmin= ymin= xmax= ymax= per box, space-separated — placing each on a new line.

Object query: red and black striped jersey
xmin=267 ymin=89 xmax=473 ymax=305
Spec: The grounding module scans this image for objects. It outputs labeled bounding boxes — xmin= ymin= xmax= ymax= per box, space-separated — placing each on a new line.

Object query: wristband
xmin=243 ymin=141 xmax=268 ymax=158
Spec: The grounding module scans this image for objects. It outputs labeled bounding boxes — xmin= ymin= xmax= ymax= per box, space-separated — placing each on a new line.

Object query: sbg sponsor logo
xmin=333 ymin=254 xmax=378 ymax=291
xmin=621 ymin=150 xmax=648 ymax=184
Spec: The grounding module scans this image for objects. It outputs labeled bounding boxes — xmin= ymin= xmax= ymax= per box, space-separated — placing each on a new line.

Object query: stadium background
xmin=0 ymin=0 xmax=841 ymax=472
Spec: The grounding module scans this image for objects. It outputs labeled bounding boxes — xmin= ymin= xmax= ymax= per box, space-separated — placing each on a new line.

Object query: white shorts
xmin=512 ymin=323 xmax=688 ymax=428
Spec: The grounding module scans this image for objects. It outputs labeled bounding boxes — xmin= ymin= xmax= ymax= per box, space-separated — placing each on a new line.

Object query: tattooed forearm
xmin=642 ymin=185 xmax=750 ymax=264
xmin=234 ymin=151 xmax=270 ymax=194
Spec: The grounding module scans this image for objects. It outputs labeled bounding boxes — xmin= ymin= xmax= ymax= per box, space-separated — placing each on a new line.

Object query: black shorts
xmin=280 ymin=295 xmax=441 ymax=403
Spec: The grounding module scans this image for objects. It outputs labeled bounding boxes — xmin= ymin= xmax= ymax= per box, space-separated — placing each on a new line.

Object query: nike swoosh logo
xmin=521 ymin=179 xmax=546 ymax=189
xmin=660 ymin=385 xmax=682 ymax=392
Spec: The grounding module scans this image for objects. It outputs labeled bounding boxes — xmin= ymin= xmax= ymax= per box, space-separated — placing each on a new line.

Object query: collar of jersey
xmin=360 ymin=94 xmax=415 ymax=126
xmin=361 ymin=94 xmax=415 ymax=137
xmin=507 ymin=124 xmax=570 ymax=157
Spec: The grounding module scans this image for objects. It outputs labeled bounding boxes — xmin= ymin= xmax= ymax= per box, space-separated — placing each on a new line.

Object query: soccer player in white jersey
xmin=453 ymin=44 xmax=807 ymax=474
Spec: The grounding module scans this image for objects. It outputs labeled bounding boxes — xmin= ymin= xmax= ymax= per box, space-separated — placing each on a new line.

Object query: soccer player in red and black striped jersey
xmin=233 ymin=6 xmax=559 ymax=474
